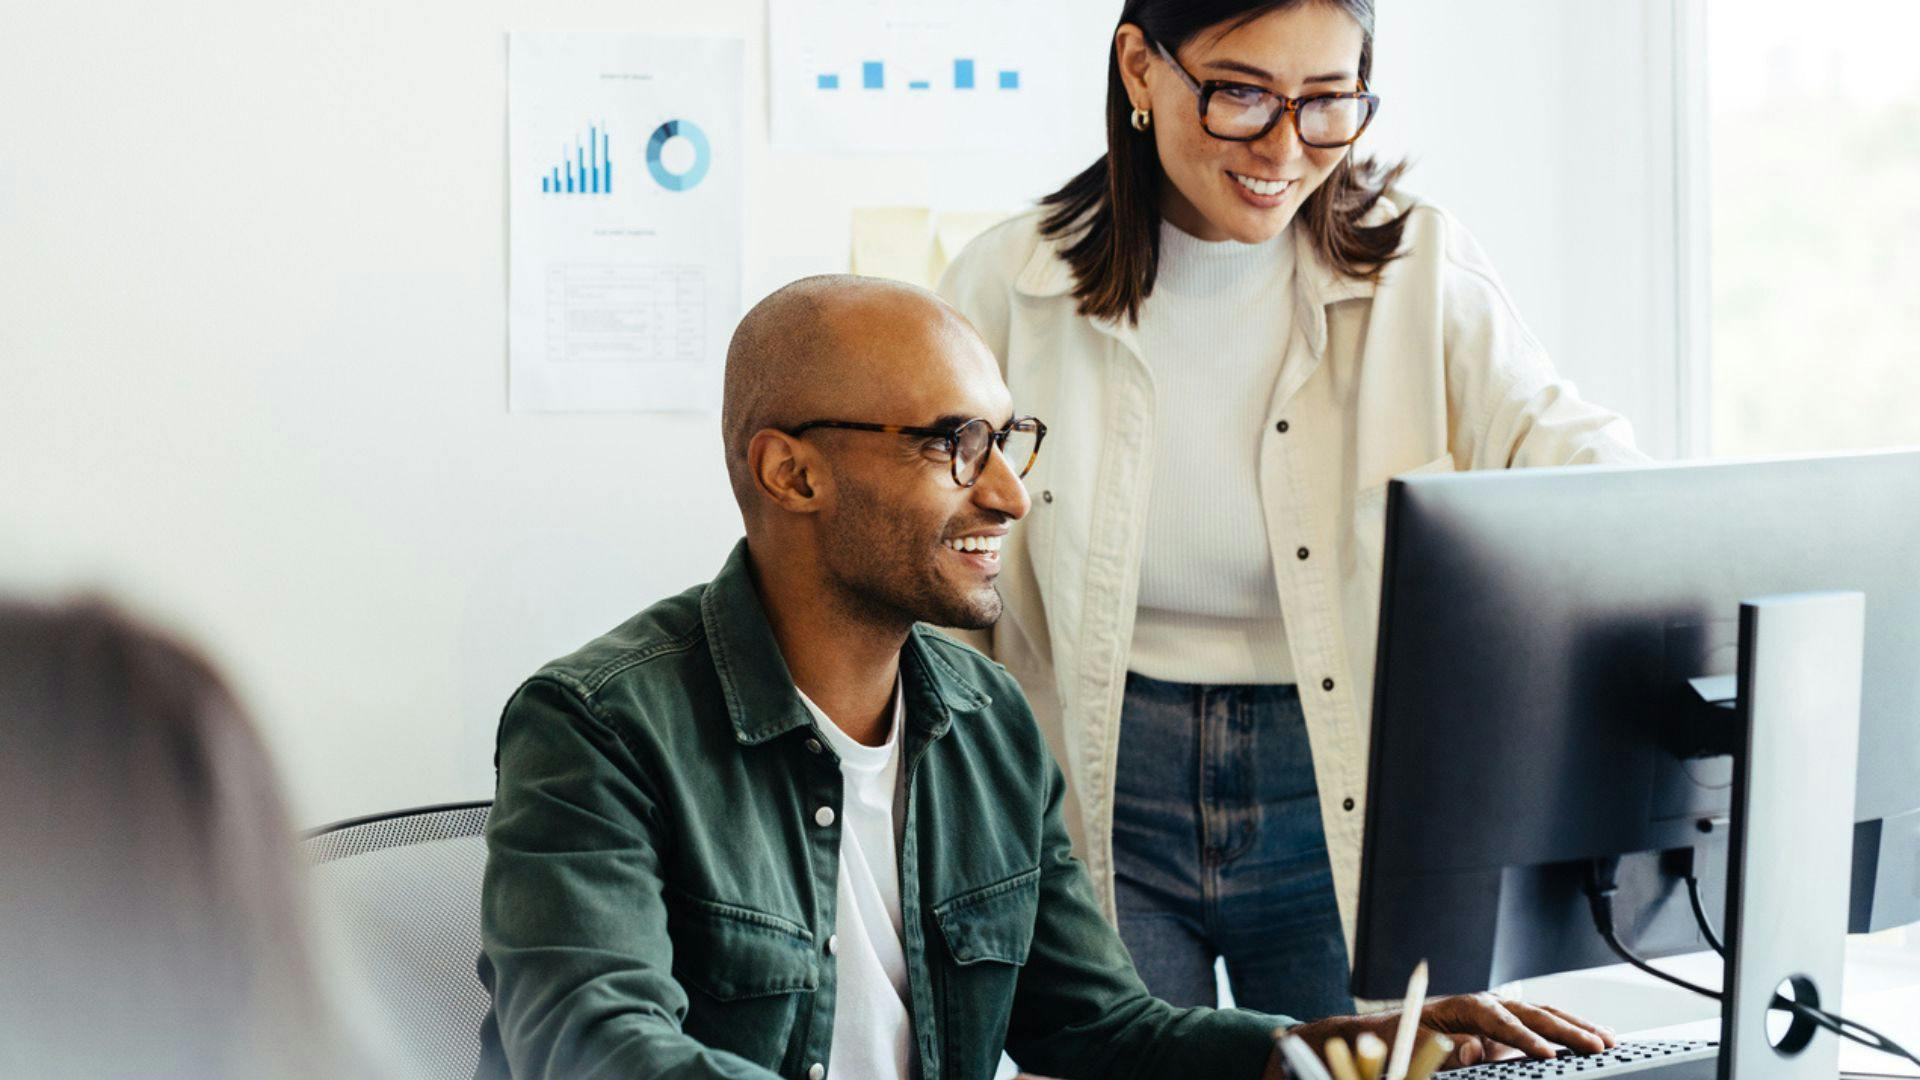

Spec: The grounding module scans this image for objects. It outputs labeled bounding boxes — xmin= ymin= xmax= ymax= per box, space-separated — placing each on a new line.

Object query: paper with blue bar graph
xmin=508 ymin=33 xmax=742 ymax=412
xmin=769 ymin=0 xmax=1108 ymax=154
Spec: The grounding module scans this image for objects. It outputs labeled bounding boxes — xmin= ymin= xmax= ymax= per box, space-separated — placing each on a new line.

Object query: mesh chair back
xmin=302 ymin=801 xmax=493 ymax=1080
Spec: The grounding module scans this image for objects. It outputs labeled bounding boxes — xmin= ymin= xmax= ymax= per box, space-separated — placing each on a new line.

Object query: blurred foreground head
xmin=0 ymin=600 xmax=377 ymax=1079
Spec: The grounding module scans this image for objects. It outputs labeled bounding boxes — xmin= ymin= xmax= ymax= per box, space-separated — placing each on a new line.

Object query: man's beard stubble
xmin=823 ymin=476 xmax=1004 ymax=632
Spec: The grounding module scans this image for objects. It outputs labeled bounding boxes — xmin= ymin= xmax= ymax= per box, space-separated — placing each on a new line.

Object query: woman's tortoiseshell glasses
xmin=1154 ymin=40 xmax=1379 ymax=147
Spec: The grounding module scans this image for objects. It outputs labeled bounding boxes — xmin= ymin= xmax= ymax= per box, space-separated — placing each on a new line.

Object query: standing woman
xmin=939 ymin=0 xmax=1644 ymax=1019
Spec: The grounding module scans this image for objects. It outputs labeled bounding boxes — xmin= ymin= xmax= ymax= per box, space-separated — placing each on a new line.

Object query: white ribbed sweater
xmin=1127 ymin=221 xmax=1296 ymax=685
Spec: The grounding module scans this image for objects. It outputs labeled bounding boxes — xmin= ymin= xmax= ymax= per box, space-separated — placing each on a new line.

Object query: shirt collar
xmin=1289 ymin=213 xmax=1378 ymax=355
xmin=797 ymin=675 xmax=903 ymax=762
xmin=700 ymin=538 xmax=994 ymax=747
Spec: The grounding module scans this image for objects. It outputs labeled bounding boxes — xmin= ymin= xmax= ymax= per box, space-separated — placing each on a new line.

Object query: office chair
xmin=302 ymin=800 xmax=493 ymax=1080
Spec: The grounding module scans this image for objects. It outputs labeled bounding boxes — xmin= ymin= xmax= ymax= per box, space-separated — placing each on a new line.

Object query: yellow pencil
xmin=1406 ymin=1034 xmax=1456 ymax=1080
xmin=1324 ymin=1036 xmax=1363 ymax=1080
xmin=1355 ymin=1031 xmax=1388 ymax=1080
xmin=1385 ymin=960 xmax=1430 ymax=1080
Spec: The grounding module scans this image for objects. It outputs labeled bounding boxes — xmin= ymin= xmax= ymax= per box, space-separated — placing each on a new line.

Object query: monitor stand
xmin=1714 ymin=592 xmax=1865 ymax=1080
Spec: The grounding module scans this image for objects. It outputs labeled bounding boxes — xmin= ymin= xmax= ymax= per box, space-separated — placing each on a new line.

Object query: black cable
xmin=1585 ymin=861 xmax=1724 ymax=1001
xmin=1682 ymin=874 xmax=1726 ymax=957
xmin=1594 ymin=919 xmax=1726 ymax=999
xmin=1587 ymin=857 xmax=1920 ymax=1070
xmin=1674 ymin=866 xmax=1918 ymax=1068
xmin=1785 ymin=1001 xmax=1919 ymax=1068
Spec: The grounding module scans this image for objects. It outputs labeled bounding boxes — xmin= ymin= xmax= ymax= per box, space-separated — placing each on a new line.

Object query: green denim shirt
xmin=474 ymin=540 xmax=1292 ymax=1080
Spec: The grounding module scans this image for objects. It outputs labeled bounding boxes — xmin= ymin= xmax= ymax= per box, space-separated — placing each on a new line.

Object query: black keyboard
xmin=1438 ymin=1040 xmax=1718 ymax=1080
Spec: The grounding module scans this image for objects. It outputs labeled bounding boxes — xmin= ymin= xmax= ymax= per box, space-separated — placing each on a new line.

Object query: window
xmin=1705 ymin=0 xmax=1920 ymax=1005
xmin=1707 ymin=0 xmax=1920 ymax=456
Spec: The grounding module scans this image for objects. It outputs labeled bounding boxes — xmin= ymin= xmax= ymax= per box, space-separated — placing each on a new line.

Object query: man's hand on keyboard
xmin=1282 ymin=992 xmax=1620 ymax=1071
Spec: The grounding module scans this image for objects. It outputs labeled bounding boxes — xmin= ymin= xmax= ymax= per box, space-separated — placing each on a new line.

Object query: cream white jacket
xmin=937 ymin=197 xmax=1646 ymax=946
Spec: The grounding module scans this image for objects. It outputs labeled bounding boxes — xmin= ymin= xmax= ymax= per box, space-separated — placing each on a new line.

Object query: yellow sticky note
xmin=850 ymin=206 xmax=938 ymax=287
xmin=932 ymin=210 xmax=1013 ymax=279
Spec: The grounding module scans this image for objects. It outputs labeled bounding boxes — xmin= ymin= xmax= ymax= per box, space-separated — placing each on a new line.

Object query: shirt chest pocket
xmin=931 ymin=867 xmax=1040 ymax=1078
xmin=1353 ymin=454 xmax=1458 ymax=585
xmin=671 ymin=897 xmax=817 ymax=1073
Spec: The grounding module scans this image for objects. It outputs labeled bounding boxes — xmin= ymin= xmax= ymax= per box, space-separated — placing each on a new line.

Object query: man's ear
xmin=747 ymin=428 xmax=826 ymax=513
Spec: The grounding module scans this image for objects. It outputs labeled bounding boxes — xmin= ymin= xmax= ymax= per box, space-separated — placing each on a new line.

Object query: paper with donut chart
xmin=508 ymin=33 xmax=742 ymax=412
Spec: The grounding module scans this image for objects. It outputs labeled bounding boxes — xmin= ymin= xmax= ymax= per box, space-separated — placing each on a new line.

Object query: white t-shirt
xmin=797 ymin=680 xmax=915 ymax=1080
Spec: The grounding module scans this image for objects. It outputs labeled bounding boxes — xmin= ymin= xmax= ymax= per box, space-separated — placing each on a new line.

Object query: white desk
xmin=1537 ymin=946 xmax=1920 ymax=1078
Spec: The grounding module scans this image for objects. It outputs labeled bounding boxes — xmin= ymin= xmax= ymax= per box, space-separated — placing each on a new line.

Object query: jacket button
xmin=1276 ymin=420 xmax=1290 ymax=433
xmin=1042 ymin=490 xmax=1054 ymax=503
xmin=1297 ymin=547 xmax=1310 ymax=560
xmin=808 ymin=1064 xmax=825 ymax=1080
xmin=814 ymin=806 xmax=835 ymax=828
xmin=827 ymin=934 xmax=839 ymax=955
xmin=1343 ymin=797 xmax=1357 ymax=812
xmin=1322 ymin=677 xmax=1335 ymax=691
xmin=805 ymin=738 xmax=823 ymax=755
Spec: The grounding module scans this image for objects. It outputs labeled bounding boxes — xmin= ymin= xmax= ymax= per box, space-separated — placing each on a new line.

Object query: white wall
xmin=0 ymin=0 xmax=1684 ymax=828
xmin=1370 ymin=0 xmax=1691 ymax=457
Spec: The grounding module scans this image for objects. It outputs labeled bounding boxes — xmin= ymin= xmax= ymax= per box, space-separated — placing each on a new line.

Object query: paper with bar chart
xmin=769 ymin=0 xmax=1109 ymax=154
xmin=508 ymin=33 xmax=742 ymax=412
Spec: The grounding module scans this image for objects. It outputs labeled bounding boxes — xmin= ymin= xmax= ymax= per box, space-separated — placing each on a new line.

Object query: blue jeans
xmin=1111 ymin=672 xmax=1356 ymax=1020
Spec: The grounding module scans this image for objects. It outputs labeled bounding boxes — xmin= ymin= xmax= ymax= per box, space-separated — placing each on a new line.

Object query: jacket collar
xmin=1013 ymin=198 xmax=1394 ymax=356
xmin=699 ymin=538 xmax=993 ymax=746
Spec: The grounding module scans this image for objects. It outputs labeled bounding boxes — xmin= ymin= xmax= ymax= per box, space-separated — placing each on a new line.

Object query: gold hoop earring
xmin=1130 ymin=106 xmax=1151 ymax=132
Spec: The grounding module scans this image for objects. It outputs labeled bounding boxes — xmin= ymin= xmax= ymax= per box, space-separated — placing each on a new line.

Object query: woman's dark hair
xmin=0 ymin=600 xmax=377 ymax=1079
xmin=1041 ymin=0 xmax=1412 ymax=323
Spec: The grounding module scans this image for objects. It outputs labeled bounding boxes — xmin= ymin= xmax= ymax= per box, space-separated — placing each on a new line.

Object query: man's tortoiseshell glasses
xmin=784 ymin=415 xmax=1047 ymax=488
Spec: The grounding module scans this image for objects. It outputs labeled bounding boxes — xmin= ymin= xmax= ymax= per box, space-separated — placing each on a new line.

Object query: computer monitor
xmin=1351 ymin=450 xmax=1920 ymax=1000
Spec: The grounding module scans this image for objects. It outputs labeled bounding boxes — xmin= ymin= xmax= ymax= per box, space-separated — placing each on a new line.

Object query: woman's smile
xmin=1228 ymin=170 xmax=1296 ymax=206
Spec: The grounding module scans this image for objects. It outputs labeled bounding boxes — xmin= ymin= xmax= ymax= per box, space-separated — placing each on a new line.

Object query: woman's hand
xmin=1262 ymin=993 xmax=1620 ymax=1077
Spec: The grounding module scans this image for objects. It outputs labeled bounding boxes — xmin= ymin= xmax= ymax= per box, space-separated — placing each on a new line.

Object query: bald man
xmin=473 ymin=277 xmax=1615 ymax=1080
